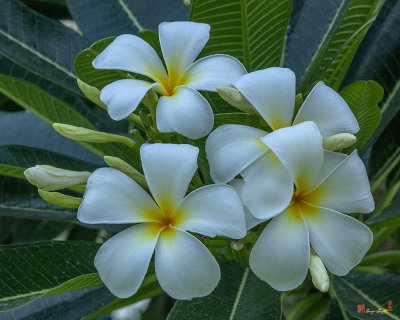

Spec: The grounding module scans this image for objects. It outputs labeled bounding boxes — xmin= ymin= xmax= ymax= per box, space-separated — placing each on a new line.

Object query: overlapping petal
xmin=234 ymin=68 xmax=295 ymax=130
xmin=100 ymin=79 xmax=155 ymax=120
xmin=249 ymin=208 xmax=310 ymax=291
xmin=303 ymin=203 xmax=373 ymax=276
xmin=241 ymin=152 xmax=293 ymax=219
xmin=309 ymin=150 xmax=375 ymax=213
xmin=156 ymin=86 xmax=214 ymax=139
xmin=183 ymin=54 xmax=247 ymax=91
xmin=313 ymin=151 xmax=347 ymax=187
xmin=140 ymin=143 xmax=198 ymax=210
xmin=92 ymin=34 xmax=167 ymax=82
xmin=261 ymin=121 xmax=323 ymax=191
xmin=229 ymin=179 xmax=266 ymax=230
xmin=78 ymin=168 xmax=158 ymax=224
xmin=206 ymin=124 xmax=268 ymax=183
xmin=94 ymin=224 xmax=159 ymax=298
xmin=159 ymin=21 xmax=210 ymax=77
xmin=155 ymin=228 xmax=220 ymax=300
xmin=175 ymin=184 xmax=246 ymax=239
xmin=293 ymin=82 xmax=359 ymax=138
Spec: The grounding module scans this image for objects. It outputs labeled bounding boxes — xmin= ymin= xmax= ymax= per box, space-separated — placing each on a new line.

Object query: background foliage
xmin=0 ymin=0 xmax=399 ymax=319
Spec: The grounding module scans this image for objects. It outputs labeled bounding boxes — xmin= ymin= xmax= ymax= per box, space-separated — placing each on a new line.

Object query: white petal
xmin=100 ymin=79 xmax=154 ymax=120
xmin=309 ymin=150 xmax=374 ymax=213
xmin=159 ymin=21 xmax=210 ymax=77
xmin=261 ymin=121 xmax=323 ymax=192
xmin=140 ymin=143 xmax=198 ymax=210
xmin=230 ymin=179 xmax=266 ymax=230
xmin=303 ymin=204 xmax=373 ymax=276
xmin=183 ymin=54 xmax=247 ymax=91
xmin=241 ymin=152 xmax=293 ymax=220
xmin=94 ymin=224 xmax=159 ymax=298
xmin=293 ymin=82 xmax=359 ymax=138
xmin=249 ymin=208 xmax=310 ymax=291
xmin=205 ymin=124 xmax=268 ymax=183
xmin=78 ymin=168 xmax=158 ymax=224
xmin=313 ymin=150 xmax=347 ymax=187
xmin=155 ymin=228 xmax=220 ymax=300
xmin=234 ymin=68 xmax=296 ymax=130
xmin=93 ymin=34 xmax=167 ymax=82
xmin=156 ymin=86 xmax=214 ymax=139
xmin=176 ymin=184 xmax=246 ymax=239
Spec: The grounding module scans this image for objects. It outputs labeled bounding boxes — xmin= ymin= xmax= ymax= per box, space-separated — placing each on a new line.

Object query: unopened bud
xmin=217 ymin=87 xmax=257 ymax=114
xmin=231 ymin=241 xmax=244 ymax=251
xmin=323 ymin=133 xmax=357 ymax=151
xmin=309 ymin=253 xmax=330 ymax=292
xmin=141 ymin=89 xmax=158 ymax=109
xmin=294 ymin=93 xmax=303 ymax=114
xmin=38 ymin=189 xmax=82 ymax=208
xmin=24 ymin=165 xmax=90 ymax=191
xmin=53 ymin=123 xmax=138 ymax=150
xmin=104 ymin=156 xmax=148 ymax=189
xmin=77 ymin=79 xmax=106 ymax=110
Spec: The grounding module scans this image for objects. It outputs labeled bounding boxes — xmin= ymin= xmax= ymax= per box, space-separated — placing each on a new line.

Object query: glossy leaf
xmin=340 ymin=81 xmax=382 ymax=151
xmin=0 ymin=241 xmax=102 ymax=312
xmin=214 ymin=113 xmax=263 ymax=129
xmin=344 ymin=0 xmax=400 ymax=155
xmin=0 ymin=0 xmax=89 ymax=95
xmin=167 ymin=261 xmax=281 ymax=320
xmin=299 ymin=0 xmax=385 ymax=92
xmin=189 ymin=0 xmax=292 ymax=71
xmin=333 ymin=273 xmax=400 ymax=319
xmin=66 ymin=0 xmax=188 ymax=42
xmin=0 ymin=75 xmax=122 ymax=159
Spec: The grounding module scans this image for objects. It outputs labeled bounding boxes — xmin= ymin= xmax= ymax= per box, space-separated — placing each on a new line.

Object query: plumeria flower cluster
xmin=24 ymin=21 xmax=375 ymax=300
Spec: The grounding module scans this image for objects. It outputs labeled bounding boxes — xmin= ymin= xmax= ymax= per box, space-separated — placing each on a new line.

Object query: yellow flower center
xmin=157 ymin=70 xmax=187 ymax=96
xmin=287 ymin=190 xmax=320 ymax=221
xmin=145 ymin=202 xmax=183 ymax=238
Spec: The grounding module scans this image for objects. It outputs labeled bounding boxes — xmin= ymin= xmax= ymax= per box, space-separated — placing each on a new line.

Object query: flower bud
xmin=77 ymin=79 xmax=106 ymax=110
xmin=104 ymin=156 xmax=148 ymax=189
xmin=216 ymin=87 xmax=257 ymax=114
xmin=309 ymin=253 xmax=330 ymax=292
xmin=24 ymin=165 xmax=91 ymax=191
xmin=323 ymin=133 xmax=357 ymax=151
xmin=38 ymin=189 xmax=82 ymax=208
xmin=53 ymin=123 xmax=138 ymax=150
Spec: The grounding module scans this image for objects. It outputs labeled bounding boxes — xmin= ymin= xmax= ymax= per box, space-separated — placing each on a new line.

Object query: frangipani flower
xmin=248 ymin=121 xmax=373 ymax=291
xmin=78 ymin=143 xmax=246 ymax=300
xmin=206 ymin=67 xmax=359 ymax=220
xmin=93 ymin=21 xmax=247 ymax=139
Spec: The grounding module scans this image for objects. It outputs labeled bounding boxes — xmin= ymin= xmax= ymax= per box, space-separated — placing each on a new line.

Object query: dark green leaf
xmin=66 ymin=0 xmax=188 ymax=42
xmin=368 ymin=189 xmax=400 ymax=225
xmin=0 ymin=0 xmax=89 ymax=95
xmin=299 ymin=0 xmax=385 ymax=92
xmin=343 ymin=0 xmax=400 ymax=155
xmin=214 ymin=113 xmax=263 ymax=129
xmin=333 ymin=273 xmax=400 ymax=319
xmin=340 ymin=81 xmax=382 ymax=151
xmin=190 ymin=0 xmax=292 ymax=71
xmin=0 ymin=75 xmax=123 ymax=160
xmin=0 ymin=241 xmax=102 ymax=312
xmin=167 ymin=261 xmax=282 ymax=320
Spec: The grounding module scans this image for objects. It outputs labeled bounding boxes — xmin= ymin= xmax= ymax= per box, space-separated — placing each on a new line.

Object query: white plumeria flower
xmin=206 ymin=67 xmax=359 ymax=220
xmin=248 ymin=121 xmax=374 ymax=291
xmin=78 ymin=143 xmax=246 ymax=300
xmin=93 ymin=21 xmax=247 ymax=139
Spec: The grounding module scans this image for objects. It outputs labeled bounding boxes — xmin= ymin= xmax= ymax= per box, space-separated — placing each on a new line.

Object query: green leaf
xmin=66 ymin=0 xmax=188 ymax=42
xmin=214 ymin=113 xmax=263 ymax=129
xmin=340 ymin=81 xmax=383 ymax=150
xmin=368 ymin=190 xmax=400 ymax=225
xmin=344 ymin=0 xmax=400 ymax=156
xmin=0 ymin=241 xmax=102 ymax=312
xmin=0 ymin=75 xmax=122 ymax=160
xmin=299 ymin=0 xmax=385 ymax=92
xmin=333 ymin=273 xmax=400 ymax=319
xmin=0 ymin=0 xmax=89 ymax=96
xmin=167 ymin=261 xmax=281 ymax=320
xmin=189 ymin=0 xmax=291 ymax=71
xmin=75 ymin=37 xmax=129 ymax=91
